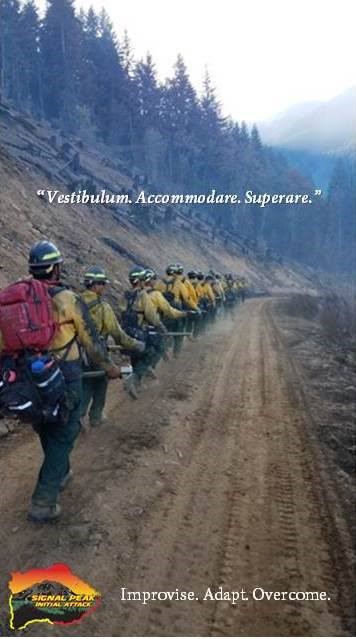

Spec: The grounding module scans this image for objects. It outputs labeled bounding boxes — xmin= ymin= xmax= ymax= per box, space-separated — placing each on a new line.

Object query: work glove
xmin=106 ymin=364 xmax=122 ymax=379
xmin=188 ymin=310 xmax=199 ymax=318
xmin=136 ymin=341 xmax=146 ymax=353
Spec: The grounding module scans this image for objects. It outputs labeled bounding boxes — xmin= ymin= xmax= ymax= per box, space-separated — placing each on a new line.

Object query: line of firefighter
xmin=82 ymin=263 xmax=247 ymax=408
xmin=0 ymin=240 xmax=246 ymax=523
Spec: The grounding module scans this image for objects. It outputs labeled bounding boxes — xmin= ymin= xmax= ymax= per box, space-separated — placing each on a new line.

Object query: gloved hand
xmin=106 ymin=364 xmax=122 ymax=379
xmin=136 ymin=340 xmax=146 ymax=353
xmin=188 ymin=310 xmax=199 ymax=318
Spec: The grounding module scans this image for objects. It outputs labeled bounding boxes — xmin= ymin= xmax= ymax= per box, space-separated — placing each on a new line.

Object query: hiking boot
xmin=90 ymin=415 xmax=107 ymax=428
xmin=28 ymin=502 xmax=62 ymax=523
xmin=59 ymin=469 xmax=73 ymax=492
xmin=145 ymin=366 xmax=158 ymax=380
xmin=80 ymin=419 xmax=89 ymax=435
xmin=123 ymin=373 xmax=139 ymax=399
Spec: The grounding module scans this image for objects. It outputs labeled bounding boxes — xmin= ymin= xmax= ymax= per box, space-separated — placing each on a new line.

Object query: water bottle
xmin=31 ymin=358 xmax=46 ymax=375
xmin=29 ymin=355 xmax=65 ymax=422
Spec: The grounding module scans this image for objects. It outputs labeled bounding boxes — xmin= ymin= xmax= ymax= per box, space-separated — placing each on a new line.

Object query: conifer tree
xmin=41 ymin=0 xmax=81 ymax=129
xmin=18 ymin=0 xmax=43 ymax=116
xmin=198 ymin=69 xmax=227 ymax=190
xmin=0 ymin=0 xmax=21 ymax=104
xmin=162 ymin=55 xmax=201 ymax=184
xmin=134 ymin=53 xmax=161 ymax=129
xmin=326 ymin=159 xmax=354 ymax=270
xmin=251 ymin=123 xmax=262 ymax=151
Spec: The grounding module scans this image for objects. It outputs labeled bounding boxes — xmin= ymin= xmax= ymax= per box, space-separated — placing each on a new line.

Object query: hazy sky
xmin=37 ymin=0 xmax=355 ymax=122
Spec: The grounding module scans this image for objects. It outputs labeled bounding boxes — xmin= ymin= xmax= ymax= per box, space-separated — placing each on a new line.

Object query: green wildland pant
xmin=164 ymin=317 xmax=185 ymax=355
xmin=81 ymin=373 xmax=108 ymax=424
xmin=130 ymin=344 xmax=156 ymax=380
xmin=32 ymin=361 xmax=82 ymax=506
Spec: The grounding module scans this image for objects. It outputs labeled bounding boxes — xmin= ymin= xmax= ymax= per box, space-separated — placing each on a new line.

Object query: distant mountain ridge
xmin=259 ymin=87 xmax=356 ymax=154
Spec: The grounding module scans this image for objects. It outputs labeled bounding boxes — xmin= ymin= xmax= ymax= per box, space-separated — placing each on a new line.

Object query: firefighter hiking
xmin=0 ymin=243 xmax=247 ymax=523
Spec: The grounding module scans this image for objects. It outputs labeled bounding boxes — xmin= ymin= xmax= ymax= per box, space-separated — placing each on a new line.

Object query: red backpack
xmin=0 ymin=279 xmax=58 ymax=353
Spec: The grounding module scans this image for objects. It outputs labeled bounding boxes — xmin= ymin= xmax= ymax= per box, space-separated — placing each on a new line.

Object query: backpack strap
xmin=48 ymin=284 xmax=68 ymax=298
xmin=48 ymin=285 xmax=77 ymax=361
xmin=125 ymin=289 xmax=136 ymax=311
xmin=124 ymin=289 xmax=144 ymax=315
xmin=85 ymin=297 xmax=106 ymax=334
xmin=86 ymin=298 xmax=102 ymax=312
xmin=49 ymin=336 xmax=77 ymax=361
xmin=48 ymin=284 xmax=75 ymax=328
xmin=163 ymin=278 xmax=175 ymax=293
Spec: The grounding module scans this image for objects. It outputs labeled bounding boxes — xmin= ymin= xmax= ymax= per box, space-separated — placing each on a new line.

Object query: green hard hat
xmin=83 ymin=265 xmax=110 ymax=285
xmin=143 ymin=268 xmax=157 ymax=281
xmin=129 ymin=265 xmax=146 ymax=283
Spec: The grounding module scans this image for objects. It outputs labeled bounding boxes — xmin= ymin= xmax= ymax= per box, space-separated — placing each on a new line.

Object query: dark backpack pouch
xmin=121 ymin=291 xmax=146 ymax=342
xmin=0 ymin=355 xmax=66 ymax=426
xmin=162 ymin=280 xmax=182 ymax=310
xmin=145 ymin=327 xmax=162 ymax=350
xmin=0 ymin=376 xmax=43 ymax=423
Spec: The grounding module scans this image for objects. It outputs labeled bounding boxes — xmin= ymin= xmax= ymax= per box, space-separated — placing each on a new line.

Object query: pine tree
xmin=79 ymin=7 xmax=100 ymax=116
xmin=132 ymin=53 xmax=164 ymax=176
xmin=122 ymin=29 xmax=134 ymax=76
xmin=326 ymin=159 xmax=354 ymax=270
xmin=162 ymin=54 xmax=200 ymax=185
xmin=164 ymin=54 xmax=199 ymax=136
xmin=41 ymin=0 xmax=82 ymax=129
xmin=239 ymin=121 xmax=249 ymax=146
xmin=120 ymin=32 xmax=141 ymax=159
xmin=251 ymin=123 xmax=262 ymax=151
xmin=0 ymin=0 xmax=21 ymax=104
xmin=197 ymin=69 xmax=227 ymax=190
xmin=134 ymin=53 xmax=161 ymax=129
xmin=93 ymin=8 xmax=128 ymax=144
xmin=200 ymin=69 xmax=226 ymax=136
xmin=18 ymin=0 xmax=43 ymax=116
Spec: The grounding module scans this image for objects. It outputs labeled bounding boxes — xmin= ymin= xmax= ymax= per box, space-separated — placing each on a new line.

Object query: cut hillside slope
xmin=0 ymin=100 xmax=317 ymax=296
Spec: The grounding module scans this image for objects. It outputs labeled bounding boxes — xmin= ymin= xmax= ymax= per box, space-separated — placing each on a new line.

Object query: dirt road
xmin=0 ymin=298 xmax=353 ymax=636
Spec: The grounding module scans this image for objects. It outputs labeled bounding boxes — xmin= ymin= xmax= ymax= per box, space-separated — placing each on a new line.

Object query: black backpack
xmin=121 ymin=291 xmax=146 ymax=342
xmin=162 ymin=279 xmax=181 ymax=310
xmin=81 ymin=297 xmax=109 ymax=369
xmin=0 ymin=353 xmax=67 ymax=426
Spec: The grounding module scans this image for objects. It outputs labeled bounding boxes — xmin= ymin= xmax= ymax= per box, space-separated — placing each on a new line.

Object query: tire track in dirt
xmin=265 ymin=300 xmax=355 ymax=634
xmin=118 ymin=299 xmax=350 ymax=637
xmin=118 ymin=310 xmax=247 ymax=637
xmin=210 ymin=299 xmax=350 ymax=637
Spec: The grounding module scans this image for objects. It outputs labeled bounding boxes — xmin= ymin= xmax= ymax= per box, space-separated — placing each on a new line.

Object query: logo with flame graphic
xmin=8 ymin=563 xmax=102 ymax=630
